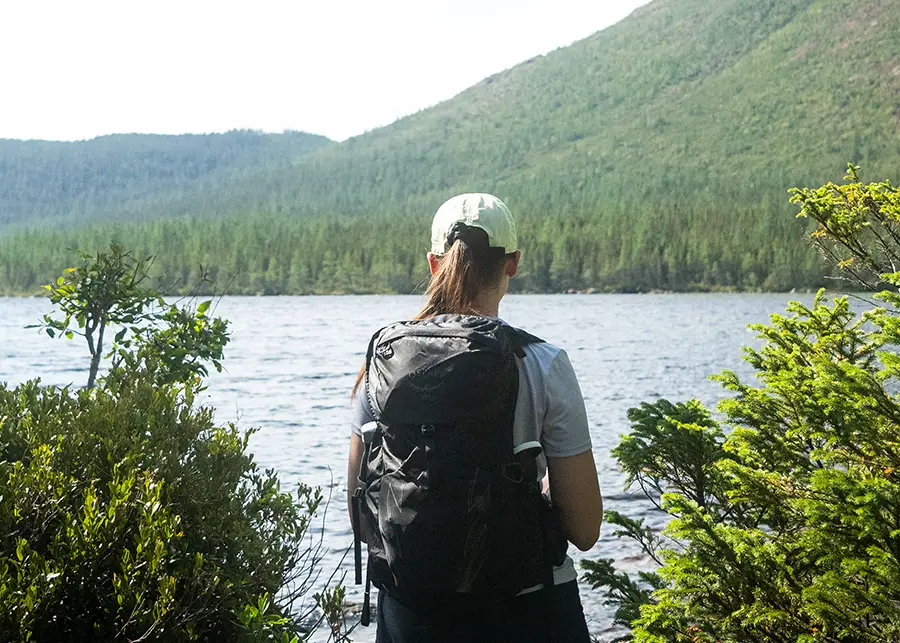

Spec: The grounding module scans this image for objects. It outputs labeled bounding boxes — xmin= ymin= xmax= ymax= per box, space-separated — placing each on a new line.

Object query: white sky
xmin=0 ymin=0 xmax=651 ymax=142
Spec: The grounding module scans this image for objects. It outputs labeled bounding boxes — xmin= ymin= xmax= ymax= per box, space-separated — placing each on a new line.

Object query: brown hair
xmin=416 ymin=226 xmax=509 ymax=319
xmin=352 ymin=225 xmax=511 ymax=396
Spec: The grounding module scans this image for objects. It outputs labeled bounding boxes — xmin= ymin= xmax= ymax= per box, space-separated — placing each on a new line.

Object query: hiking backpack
xmin=351 ymin=314 xmax=567 ymax=625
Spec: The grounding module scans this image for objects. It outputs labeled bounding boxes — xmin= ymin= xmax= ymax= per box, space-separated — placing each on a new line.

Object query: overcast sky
xmin=0 ymin=0 xmax=651 ymax=142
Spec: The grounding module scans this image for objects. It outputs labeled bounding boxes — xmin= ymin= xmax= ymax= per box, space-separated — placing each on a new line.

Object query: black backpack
xmin=351 ymin=315 xmax=567 ymax=625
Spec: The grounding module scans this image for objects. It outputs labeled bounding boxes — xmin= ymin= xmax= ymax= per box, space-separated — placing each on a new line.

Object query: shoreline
xmin=0 ymin=287 xmax=822 ymax=298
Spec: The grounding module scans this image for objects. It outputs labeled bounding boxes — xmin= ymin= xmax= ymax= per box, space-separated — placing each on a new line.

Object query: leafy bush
xmin=0 ymin=247 xmax=341 ymax=642
xmin=34 ymin=244 xmax=228 ymax=389
xmin=585 ymin=167 xmax=900 ymax=642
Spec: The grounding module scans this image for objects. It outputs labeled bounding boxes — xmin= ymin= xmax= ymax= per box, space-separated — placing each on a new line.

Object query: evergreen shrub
xmin=584 ymin=167 xmax=900 ymax=642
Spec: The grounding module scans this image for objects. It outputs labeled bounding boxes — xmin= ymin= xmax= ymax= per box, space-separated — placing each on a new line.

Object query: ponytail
xmin=415 ymin=225 xmax=508 ymax=319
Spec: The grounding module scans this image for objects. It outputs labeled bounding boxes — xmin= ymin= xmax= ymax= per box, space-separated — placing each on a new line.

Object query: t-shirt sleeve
xmin=541 ymin=349 xmax=592 ymax=458
xmin=350 ymin=389 xmax=374 ymax=436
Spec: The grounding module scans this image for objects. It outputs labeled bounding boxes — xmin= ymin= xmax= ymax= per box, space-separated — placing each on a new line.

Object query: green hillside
xmin=1 ymin=0 xmax=898 ymax=294
xmin=133 ymin=0 xmax=897 ymax=217
xmin=0 ymin=130 xmax=331 ymax=227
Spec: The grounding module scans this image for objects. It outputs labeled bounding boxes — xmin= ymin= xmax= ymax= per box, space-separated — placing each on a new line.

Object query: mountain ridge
xmin=0 ymin=130 xmax=331 ymax=227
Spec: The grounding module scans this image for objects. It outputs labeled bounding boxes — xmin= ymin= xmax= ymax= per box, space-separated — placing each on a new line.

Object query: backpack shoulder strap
xmin=500 ymin=325 xmax=545 ymax=359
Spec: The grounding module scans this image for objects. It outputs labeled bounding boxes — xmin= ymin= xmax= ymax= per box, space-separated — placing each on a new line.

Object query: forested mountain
xmin=1 ymin=0 xmax=898 ymax=294
xmin=170 ymin=0 xmax=896 ymax=220
xmin=0 ymin=130 xmax=331 ymax=227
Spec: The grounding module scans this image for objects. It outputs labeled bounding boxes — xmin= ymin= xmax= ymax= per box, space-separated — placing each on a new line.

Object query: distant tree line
xmin=0 ymin=195 xmax=827 ymax=296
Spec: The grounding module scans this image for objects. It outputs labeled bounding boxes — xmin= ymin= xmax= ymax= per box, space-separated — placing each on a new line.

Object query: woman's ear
xmin=506 ymin=250 xmax=521 ymax=278
xmin=427 ymin=252 xmax=441 ymax=276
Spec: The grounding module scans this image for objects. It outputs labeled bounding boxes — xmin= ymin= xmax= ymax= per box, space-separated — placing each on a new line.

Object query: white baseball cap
xmin=430 ymin=193 xmax=518 ymax=256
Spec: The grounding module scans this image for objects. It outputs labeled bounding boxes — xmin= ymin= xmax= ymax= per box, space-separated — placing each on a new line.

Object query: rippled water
xmin=0 ymin=293 xmax=815 ymax=640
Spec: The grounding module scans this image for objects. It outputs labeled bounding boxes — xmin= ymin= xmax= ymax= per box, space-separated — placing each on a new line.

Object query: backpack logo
xmin=375 ymin=343 xmax=394 ymax=359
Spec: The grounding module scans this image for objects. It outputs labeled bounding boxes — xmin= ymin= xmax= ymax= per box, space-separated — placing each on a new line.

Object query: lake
xmin=0 ymin=293 xmax=816 ymax=641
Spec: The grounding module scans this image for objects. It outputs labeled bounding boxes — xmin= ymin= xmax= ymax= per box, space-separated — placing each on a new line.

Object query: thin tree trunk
xmin=87 ymin=320 xmax=106 ymax=389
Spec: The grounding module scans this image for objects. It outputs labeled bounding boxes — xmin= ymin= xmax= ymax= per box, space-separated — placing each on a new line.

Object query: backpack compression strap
xmin=355 ymin=328 xmax=387 ymax=627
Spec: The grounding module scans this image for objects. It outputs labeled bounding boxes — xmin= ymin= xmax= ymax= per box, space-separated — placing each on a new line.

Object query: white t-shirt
xmin=350 ymin=329 xmax=593 ymax=588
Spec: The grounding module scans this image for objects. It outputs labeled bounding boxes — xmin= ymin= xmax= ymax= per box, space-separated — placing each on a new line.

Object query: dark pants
xmin=375 ymin=581 xmax=591 ymax=643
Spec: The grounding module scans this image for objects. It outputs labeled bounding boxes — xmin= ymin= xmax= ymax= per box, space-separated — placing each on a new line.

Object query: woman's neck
xmin=471 ymin=288 xmax=503 ymax=317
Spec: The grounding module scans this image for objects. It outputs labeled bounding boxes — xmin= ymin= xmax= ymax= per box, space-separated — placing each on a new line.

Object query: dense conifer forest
xmin=0 ymin=206 xmax=826 ymax=295
xmin=1 ymin=0 xmax=897 ymax=294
